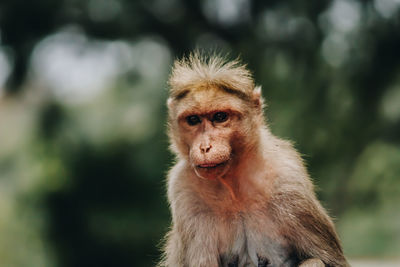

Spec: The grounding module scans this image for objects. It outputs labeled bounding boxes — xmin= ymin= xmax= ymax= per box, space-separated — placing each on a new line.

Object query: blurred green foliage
xmin=0 ymin=0 xmax=400 ymax=266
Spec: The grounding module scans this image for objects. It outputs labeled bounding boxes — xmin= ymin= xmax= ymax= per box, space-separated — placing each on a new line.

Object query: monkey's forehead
xmin=171 ymin=88 xmax=247 ymax=118
xmin=172 ymin=83 xmax=252 ymax=101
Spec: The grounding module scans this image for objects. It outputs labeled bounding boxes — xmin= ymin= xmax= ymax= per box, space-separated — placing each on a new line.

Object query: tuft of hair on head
xmin=168 ymin=51 xmax=255 ymax=99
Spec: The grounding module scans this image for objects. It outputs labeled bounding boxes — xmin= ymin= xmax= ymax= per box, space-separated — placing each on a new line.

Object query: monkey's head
xmin=167 ymin=53 xmax=264 ymax=180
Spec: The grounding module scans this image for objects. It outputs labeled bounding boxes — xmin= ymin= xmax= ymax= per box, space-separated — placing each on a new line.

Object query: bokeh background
xmin=0 ymin=0 xmax=400 ymax=266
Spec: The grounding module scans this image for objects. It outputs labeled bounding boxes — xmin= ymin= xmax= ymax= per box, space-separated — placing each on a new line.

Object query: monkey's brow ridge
xmin=220 ymin=86 xmax=251 ymax=102
xmin=174 ymin=89 xmax=190 ymax=100
xmin=173 ymin=86 xmax=251 ymax=102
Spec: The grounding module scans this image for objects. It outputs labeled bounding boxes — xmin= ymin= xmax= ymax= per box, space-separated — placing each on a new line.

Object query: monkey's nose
xmin=200 ymin=144 xmax=212 ymax=153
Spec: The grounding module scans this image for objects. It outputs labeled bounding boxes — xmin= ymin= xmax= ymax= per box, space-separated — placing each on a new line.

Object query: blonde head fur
xmin=168 ymin=52 xmax=255 ymax=99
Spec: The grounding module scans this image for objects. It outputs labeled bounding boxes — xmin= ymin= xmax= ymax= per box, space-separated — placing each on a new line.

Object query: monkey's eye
xmin=212 ymin=112 xmax=228 ymax=123
xmin=186 ymin=115 xmax=201 ymax=126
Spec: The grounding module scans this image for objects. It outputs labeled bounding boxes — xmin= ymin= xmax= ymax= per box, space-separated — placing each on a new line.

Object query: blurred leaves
xmin=1 ymin=0 xmax=400 ymax=266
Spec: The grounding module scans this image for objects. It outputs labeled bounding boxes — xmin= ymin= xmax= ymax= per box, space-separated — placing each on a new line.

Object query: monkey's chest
xmin=218 ymin=213 xmax=298 ymax=267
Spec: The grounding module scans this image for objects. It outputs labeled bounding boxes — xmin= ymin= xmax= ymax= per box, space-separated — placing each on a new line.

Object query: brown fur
xmin=160 ymin=52 xmax=349 ymax=267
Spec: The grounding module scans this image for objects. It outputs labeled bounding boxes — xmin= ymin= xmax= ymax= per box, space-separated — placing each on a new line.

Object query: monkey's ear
xmin=252 ymin=86 xmax=264 ymax=110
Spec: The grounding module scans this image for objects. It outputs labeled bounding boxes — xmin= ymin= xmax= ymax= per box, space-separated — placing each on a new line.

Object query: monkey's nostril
xmin=200 ymin=145 xmax=212 ymax=153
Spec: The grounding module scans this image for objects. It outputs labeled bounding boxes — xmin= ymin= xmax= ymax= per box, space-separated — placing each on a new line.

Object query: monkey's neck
xmin=217 ymin=176 xmax=238 ymax=202
xmin=219 ymin=144 xmax=266 ymax=203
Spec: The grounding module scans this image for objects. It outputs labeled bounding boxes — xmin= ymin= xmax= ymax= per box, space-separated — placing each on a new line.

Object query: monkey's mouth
xmin=194 ymin=160 xmax=230 ymax=179
xmin=197 ymin=161 xmax=226 ymax=169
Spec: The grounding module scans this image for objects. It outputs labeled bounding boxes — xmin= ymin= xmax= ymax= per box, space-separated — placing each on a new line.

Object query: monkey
xmin=159 ymin=52 xmax=349 ymax=267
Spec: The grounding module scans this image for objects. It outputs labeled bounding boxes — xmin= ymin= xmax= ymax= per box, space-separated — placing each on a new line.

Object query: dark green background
xmin=0 ymin=0 xmax=399 ymax=266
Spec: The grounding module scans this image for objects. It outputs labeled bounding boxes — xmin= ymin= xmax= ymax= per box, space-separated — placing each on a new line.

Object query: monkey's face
xmin=185 ymin=110 xmax=234 ymax=180
xmin=169 ymin=88 xmax=256 ymax=180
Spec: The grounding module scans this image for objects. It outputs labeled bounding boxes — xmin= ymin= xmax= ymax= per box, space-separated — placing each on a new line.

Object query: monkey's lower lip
xmin=197 ymin=162 xmax=226 ymax=169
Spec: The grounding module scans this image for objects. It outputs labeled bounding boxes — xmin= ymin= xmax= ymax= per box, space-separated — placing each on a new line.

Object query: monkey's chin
xmin=193 ymin=161 xmax=229 ymax=180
